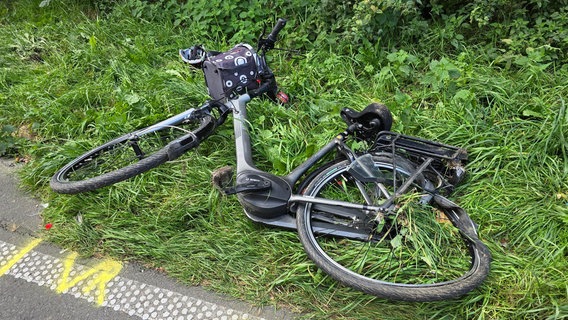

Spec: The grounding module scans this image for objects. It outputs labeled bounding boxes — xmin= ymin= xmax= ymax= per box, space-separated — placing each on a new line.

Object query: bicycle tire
xmin=51 ymin=113 xmax=215 ymax=194
xmin=296 ymin=154 xmax=490 ymax=301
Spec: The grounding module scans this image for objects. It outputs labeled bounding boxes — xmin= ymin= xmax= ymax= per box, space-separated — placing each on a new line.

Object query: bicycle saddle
xmin=340 ymin=103 xmax=393 ymax=132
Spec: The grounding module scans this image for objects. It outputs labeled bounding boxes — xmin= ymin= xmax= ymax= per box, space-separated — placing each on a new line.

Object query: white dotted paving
xmin=0 ymin=240 xmax=262 ymax=320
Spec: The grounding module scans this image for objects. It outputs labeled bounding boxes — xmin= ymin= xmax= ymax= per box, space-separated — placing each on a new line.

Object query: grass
xmin=1 ymin=0 xmax=567 ymax=319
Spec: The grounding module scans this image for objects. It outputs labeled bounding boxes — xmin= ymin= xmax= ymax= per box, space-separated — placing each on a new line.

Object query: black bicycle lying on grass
xmin=50 ymin=19 xmax=491 ymax=302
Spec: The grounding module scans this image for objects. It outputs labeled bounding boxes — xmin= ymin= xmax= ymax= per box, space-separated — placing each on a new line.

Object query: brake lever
xmin=257 ymin=24 xmax=268 ymax=52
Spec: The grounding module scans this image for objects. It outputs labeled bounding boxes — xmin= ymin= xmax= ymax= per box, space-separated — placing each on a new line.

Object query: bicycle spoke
xmin=375 ymin=182 xmax=391 ymax=200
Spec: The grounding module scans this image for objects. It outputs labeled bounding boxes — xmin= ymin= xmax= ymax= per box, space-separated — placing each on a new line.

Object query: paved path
xmin=0 ymin=158 xmax=294 ymax=320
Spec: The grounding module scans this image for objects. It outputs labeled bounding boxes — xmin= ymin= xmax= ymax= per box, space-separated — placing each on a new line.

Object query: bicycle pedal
xmin=211 ymin=166 xmax=234 ymax=193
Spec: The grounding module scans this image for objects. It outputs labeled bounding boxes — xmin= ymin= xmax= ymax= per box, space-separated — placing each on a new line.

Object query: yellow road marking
xmin=0 ymin=238 xmax=43 ymax=276
xmin=56 ymin=252 xmax=123 ymax=305
xmin=0 ymin=238 xmax=263 ymax=318
xmin=0 ymin=238 xmax=122 ymax=306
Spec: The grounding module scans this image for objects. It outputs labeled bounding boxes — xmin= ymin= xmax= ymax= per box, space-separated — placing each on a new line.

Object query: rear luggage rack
xmin=371 ymin=131 xmax=468 ymax=192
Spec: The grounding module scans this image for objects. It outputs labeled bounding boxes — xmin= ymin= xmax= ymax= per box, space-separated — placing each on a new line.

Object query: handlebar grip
xmin=267 ymin=18 xmax=287 ymax=43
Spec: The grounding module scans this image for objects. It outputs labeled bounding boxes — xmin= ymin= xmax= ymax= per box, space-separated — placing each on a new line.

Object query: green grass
xmin=1 ymin=0 xmax=567 ymax=319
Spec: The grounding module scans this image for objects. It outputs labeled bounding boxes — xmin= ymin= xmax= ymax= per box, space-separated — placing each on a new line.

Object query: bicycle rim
xmin=51 ymin=115 xmax=212 ymax=193
xmin=296 ymin=155 xmax=490 ymax=301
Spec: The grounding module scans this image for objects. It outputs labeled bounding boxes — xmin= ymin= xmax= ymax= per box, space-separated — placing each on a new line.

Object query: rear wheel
xmin=51 ymin=113 xmax=214 ymax=194
xmin=296 ymin=154 xmax=490 ymax=301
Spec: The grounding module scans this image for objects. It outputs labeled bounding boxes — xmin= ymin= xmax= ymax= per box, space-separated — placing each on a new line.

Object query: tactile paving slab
xmin=0 ymin=239 xmax=263 ymax=320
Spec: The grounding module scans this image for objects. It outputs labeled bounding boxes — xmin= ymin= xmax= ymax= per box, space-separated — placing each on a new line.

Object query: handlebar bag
xmin=202 ymin=44 xmax=260 ymax=101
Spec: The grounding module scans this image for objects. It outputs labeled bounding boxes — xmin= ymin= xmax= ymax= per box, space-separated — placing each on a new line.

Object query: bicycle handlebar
xmin=250 ymin=18 xmax=287 ymax=100
xmin=267 ymin=18 xmax=287 ymax=44
xmin=258 ymin=18 xmax=287 ymax=52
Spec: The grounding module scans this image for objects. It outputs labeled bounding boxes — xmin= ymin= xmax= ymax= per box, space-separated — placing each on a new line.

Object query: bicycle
xmin=50 ymin=18 xmax=491 ymax=302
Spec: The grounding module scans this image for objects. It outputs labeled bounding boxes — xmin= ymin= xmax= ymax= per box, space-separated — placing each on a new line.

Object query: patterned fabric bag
xmin=202 ymin=44 xmax=260 ymax=101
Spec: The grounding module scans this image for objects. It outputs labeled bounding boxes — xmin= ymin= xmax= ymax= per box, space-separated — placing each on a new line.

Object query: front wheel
xmin=296 ymin=155 xmax=490 ymax=301
xmin=50 ymin=112 xmax=215 ymax=194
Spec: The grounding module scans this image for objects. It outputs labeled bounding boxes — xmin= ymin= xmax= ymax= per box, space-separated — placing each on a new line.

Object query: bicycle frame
xmin=226 ymin=93 xmax=404 ymax=236
xmin=146 ymin=89 xmax=467 ymax=240
xmin=225 ymin=91 xmax=471 ymax=234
